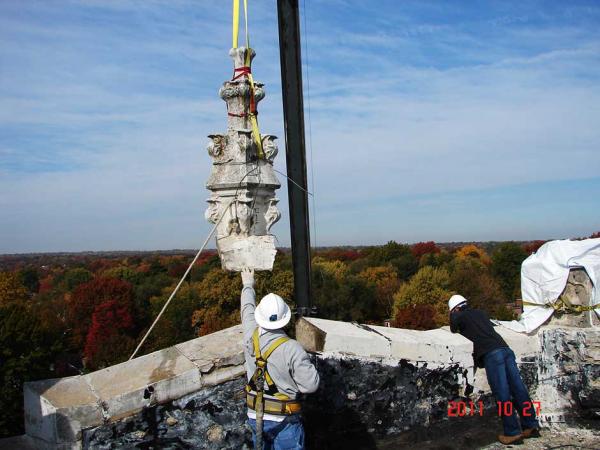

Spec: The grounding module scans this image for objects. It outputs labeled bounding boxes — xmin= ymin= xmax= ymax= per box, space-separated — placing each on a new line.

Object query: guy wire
xmin=302 ymin=0 xmax=318 ymax=253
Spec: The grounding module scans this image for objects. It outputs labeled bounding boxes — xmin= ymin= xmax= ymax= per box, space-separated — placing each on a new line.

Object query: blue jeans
xmin=484 ymin=347 xmax=539 ymax=436
xmin=248 ymin=415 xmax=304 ymax=450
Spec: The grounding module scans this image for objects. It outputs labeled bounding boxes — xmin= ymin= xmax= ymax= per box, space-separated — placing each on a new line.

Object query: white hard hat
xmin=448 ymin=294 xmax=468 ymax=311
xmin=255 ymin=293 xmax=292 ymax=330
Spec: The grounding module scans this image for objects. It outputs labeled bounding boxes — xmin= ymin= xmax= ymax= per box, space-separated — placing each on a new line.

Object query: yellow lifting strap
xmin=231 ymin=0 xmax=264 ymax=159
xmin=522 ymin=299 xmax=599 ymax=313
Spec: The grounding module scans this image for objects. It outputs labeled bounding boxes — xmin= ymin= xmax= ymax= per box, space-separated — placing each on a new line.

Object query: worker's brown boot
xmin=521 ymin=428 xmax=541 ymax=439
xmin=497 ymin=434 xmax=523 ymax=445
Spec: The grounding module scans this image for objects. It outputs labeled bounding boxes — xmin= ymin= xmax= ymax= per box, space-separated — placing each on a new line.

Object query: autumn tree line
xmin=0 ymin=238 xmax=560 ymax=437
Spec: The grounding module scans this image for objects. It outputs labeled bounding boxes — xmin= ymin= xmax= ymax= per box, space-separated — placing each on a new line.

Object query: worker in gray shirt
xmin=240 ymin=268 xmax=319 ymax=450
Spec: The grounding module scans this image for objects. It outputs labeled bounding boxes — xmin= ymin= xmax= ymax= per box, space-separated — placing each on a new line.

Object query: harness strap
xmin=246 ymin=391 xmax=302 ymax=415
xmin=252 ymin=329 xmax=290 ymax=361
xmin=249 ymin=328 xmax=291 ymax=399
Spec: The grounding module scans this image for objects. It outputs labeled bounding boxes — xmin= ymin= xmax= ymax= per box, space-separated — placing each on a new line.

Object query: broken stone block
xmin=216 ymin=234 xmax=277 ymax=271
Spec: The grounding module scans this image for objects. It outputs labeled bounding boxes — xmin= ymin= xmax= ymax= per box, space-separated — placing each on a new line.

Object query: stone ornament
xmin=205 ymin=47 xmax=281 ymax=271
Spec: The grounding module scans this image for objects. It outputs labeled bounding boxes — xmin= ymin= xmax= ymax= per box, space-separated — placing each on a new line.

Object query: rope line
xmin=129 ymin=158 xmax=263 ymax=361
xmin=128 ymin=199 xmax=234 ymax=361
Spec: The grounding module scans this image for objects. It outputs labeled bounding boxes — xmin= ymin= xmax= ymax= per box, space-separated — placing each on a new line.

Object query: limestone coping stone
xmin=82 ymin=346 xmax=201 ymax=420
xmin=175 ymin=325 xmax=244 ymax=373
xmin=24 ymin=376 xmax=101 ymax=446
xmin=300 ymin=318 xmax=391 ymax=357
xmin=22 ymin=325 xmax=247 ymax=447
xmin=370 ymin=325 xmax=473 ymax=366
xmin=301 ymin=318 xmax=476 ymax=366
xmin=298 ymin=318 xmax=540 ymax=374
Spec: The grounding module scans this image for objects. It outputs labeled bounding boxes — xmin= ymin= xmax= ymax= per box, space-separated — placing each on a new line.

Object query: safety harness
xmin=245 ymin=328 xmax=302 ymax=416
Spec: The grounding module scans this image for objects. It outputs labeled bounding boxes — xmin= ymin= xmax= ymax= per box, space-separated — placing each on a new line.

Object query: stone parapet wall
xmin=17 ymin=326 xmax=245 ymax=450
xmin=2 ymin=317 xmax=598 ymax=449
xmin=83 ymin=378 xmax=250 ymax=450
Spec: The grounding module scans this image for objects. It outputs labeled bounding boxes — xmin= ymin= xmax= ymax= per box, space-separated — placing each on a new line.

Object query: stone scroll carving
xmin=204 ymin=47 xmax=281 ymax=272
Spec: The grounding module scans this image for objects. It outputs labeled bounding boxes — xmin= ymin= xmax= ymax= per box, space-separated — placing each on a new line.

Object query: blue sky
xmin=1 ymin=0 xmax=599 ymax=253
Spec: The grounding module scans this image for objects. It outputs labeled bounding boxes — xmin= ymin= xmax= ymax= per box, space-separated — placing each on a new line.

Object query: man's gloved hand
xmin=241 ymin=267 xmax=254 ymax=287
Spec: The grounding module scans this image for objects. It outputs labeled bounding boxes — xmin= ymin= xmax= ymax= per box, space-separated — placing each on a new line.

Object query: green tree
xmin=312 ymin=266 xmax=377 ymax=323
xmin=0 ymin=302 xmax=63 ymax=437
xmin=190 ymin=268 xmax=242 ymax=336
xmin=132 ymin=272 xmax=173 ymax=330
xmin=102 ymin=266 xmax=140 ymax=284
xmin=18 ymin=268 xmax=40 ymax=294
xmin=491 ymin=242 xmax=528 ymax=300
xmin=357 ymin=265 xmax=401 ymax=319
xmin=255 ymin=269 xmax=295 ymax=303
xmin=61 ymin=268 xmax=93 ymax=291
xmin=448 ymin=257 xmax=514 ymax=320
xmin=146 ymin=282 xmax=204 ymax=350
xmin=367 ymin=241 xmax=418 ymax=280
xmin=392 ymin=266 xmax=452 ymax=326
xmin=189 ymin=254 xmax=221 ymax=282
xmin=419 ymin=250 xmax=454 ymax=268
xmin=312 ymin=257 xmax=349 ymax=282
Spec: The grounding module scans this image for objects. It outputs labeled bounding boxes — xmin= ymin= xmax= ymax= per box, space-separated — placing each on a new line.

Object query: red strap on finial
xmin=232 ymin=66 xmax=251 ymax=81
xmin=228 ymin=66 xmax=258 ymax=118
xmin=227 ymin=110 xmax=258 ymax=118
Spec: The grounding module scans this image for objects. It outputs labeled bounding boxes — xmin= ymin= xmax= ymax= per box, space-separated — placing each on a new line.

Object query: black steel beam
xmin=276 ymin=0 xmax=313 ymax=317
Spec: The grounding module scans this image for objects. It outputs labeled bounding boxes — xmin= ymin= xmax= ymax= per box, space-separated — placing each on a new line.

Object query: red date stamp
xmin=447 ymin=400 xmax=541 ymax=417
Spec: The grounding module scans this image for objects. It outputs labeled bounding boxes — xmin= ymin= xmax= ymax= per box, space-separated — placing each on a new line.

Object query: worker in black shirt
xmin=449 ymin=295 xmax=540 ymax=445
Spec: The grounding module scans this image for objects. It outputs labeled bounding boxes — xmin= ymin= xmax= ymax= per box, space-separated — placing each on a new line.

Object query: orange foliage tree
xmin=455 ymin=244 xmax=491 ymax=265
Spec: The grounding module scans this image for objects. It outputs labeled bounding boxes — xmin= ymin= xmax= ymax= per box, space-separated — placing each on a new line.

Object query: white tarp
xmin=498 ymin=238 xmax=600 ymax=333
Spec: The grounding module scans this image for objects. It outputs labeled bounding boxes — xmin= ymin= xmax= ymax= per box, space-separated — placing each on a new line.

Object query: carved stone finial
xmin=204 ymin=48 xmax=281 ymax=272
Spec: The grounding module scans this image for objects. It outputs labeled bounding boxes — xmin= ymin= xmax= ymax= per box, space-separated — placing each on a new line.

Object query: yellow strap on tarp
xmin=522 ymin=299 xmax=599 ymax=313
xmin=232 ymin=0 xmax=264 ymax=159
